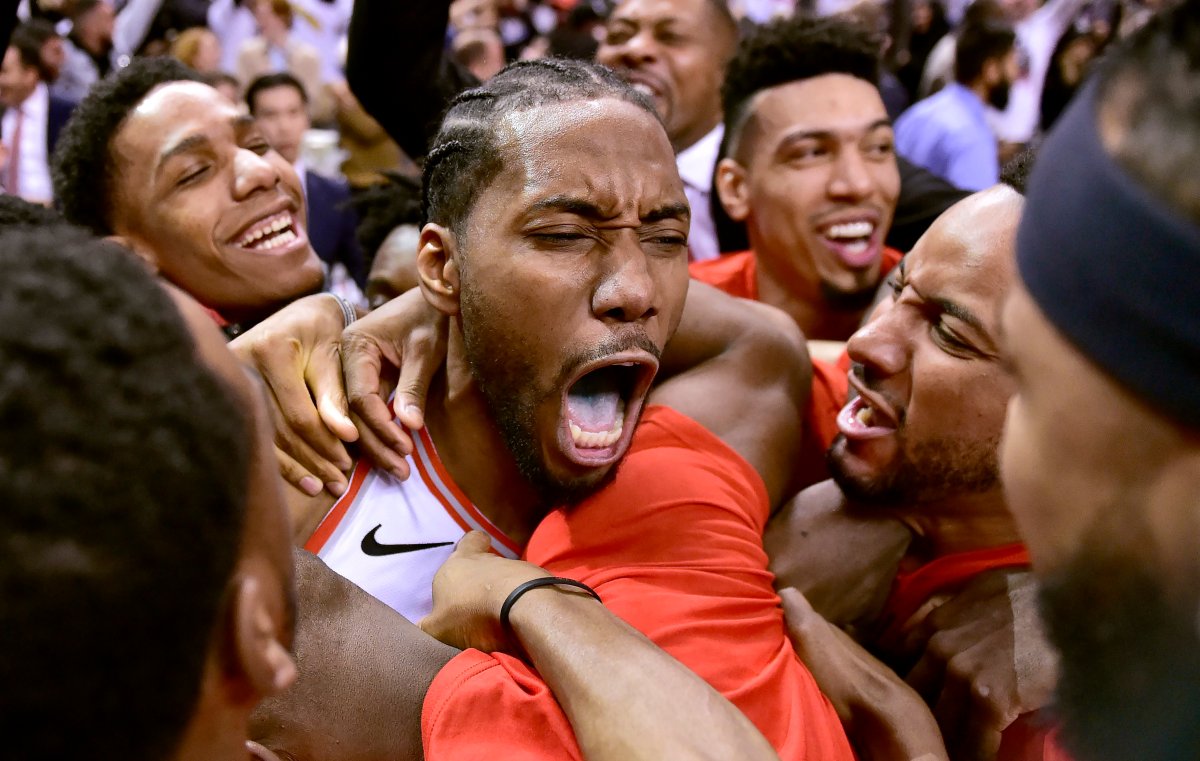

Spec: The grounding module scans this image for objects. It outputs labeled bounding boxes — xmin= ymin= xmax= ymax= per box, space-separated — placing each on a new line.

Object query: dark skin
xmin=267 ymin=98 xmax=811 ymax=543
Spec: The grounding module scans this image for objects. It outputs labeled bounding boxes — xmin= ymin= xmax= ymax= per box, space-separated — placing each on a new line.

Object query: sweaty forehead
xmin=131 ymin=80 xmax=238 ymax=127
xmin=491 ymin=99 xmax=685 ymax=218
xmin=611 ymin=0 xmax=717 ymax=28
xmin=907 ymin=187 xmax=1022 ymax=319
xmin=754 ymin=76 xmax=887 ymax=138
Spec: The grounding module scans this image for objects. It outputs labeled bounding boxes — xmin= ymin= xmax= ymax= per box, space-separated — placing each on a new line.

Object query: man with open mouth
xmin=689 ymin=16 xmax=905 ymax=484
xmin=51 ymin=57 xmax=326 ymax=337
xmin=240 ymin=58 xmax=952 ymax=761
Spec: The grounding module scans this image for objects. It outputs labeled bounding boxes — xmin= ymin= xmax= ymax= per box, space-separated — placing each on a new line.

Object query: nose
xmin=846 ymin=296 xmax=908 ymax=384
xmin=616 ymin=29 xmax=658 ymax=67
xmin=827 ymin=146 xmax=874 ymax=202
xmin=593 ymin=235 xmax=658 ymax=324
xmin=232 ymin=147 xmax=281 ymax=200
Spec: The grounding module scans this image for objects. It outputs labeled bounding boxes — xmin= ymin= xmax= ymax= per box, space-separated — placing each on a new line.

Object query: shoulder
xmin=688 ymin=250 xmax=756 ymax=299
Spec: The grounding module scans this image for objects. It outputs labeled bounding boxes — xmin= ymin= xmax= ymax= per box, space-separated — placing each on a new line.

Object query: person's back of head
xmin=0 ymin=226 xmax=252 ymax=760
xmin=0 ymin=194 xmax=65 ymax=227
xmin=954 ymin=20 xmax=1016 ymax=86
xmin=1006 ymin=3 xmax=1200 ymax=760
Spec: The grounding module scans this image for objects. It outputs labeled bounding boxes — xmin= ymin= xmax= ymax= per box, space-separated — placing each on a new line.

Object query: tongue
xmin=566 ymin=372 xmax=622 ymax=432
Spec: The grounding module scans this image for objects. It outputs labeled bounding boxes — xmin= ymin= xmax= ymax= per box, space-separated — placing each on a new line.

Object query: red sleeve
xmin=423 ymin=649 xmax=583 ymax=761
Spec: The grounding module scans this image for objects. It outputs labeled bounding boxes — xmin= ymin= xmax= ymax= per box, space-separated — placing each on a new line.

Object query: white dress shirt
xmin=675 ymin=123 xmax=724 ymax=262
xmin=2 ymin=83 xmax=53 ymax=204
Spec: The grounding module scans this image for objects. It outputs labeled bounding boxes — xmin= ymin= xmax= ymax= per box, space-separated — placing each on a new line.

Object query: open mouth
xmin=836 ymin=393 xmax=898 ymax=440
xmin=819 ymin=220 xmax=881 ymax=269
xmin=560 ymin=357 xmax=656 ymax=466
xmin=233 ymin=210 xmax=302 ymax=253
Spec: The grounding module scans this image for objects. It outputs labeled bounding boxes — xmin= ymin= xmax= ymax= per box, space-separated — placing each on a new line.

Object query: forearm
xmin=113 ymin=0 xmax=166 ymax=56
xmin=510 ymin=589 xmax=779 ymax=761
xmin=346 ymin=0 xmax=477 ymax=158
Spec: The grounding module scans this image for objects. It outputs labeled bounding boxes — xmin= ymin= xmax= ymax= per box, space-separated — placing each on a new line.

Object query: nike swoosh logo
xmin=360 ymin=525 xmax=455 ymax=557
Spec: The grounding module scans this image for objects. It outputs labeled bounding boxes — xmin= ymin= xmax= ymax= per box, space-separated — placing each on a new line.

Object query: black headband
xmin=1017 ymin=79 xmax=1200 ymax=429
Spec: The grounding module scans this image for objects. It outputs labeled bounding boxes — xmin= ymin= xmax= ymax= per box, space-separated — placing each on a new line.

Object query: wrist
xmin=501 ymin=576 xmax=602 ymax=635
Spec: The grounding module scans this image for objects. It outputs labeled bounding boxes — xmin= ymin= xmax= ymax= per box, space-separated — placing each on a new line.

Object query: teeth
xmin=856 ymin=406 xmax=874 ymax=426
xmin=238 ymin=212 xmax=293 ymax=247
xmin=568 ymin=398 xmax=626 ymax=450
xmin=631 ymin=82 xmax=655 ymax=97
xmin=827 ymin=221 xmax=874 ymax=240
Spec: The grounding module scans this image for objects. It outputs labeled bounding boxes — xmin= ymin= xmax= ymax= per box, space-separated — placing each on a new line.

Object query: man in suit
xmin=0 ymin=25 xmax=74 ymax=204
xmin=246 ymin=72 xmax=366 ymax=302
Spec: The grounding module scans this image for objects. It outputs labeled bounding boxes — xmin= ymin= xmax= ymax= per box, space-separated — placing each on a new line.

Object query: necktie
xmin=7 ymin=107 xmax=22 ymax=198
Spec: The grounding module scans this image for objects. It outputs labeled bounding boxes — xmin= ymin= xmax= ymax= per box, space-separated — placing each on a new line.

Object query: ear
xmin=231 ymin=574 xmax=297 ymax=701
xmin=104 ymin=234 xmax=160 ymax=273
xmin=416 ymin=223 xmax=462 ymax=316
xmin=715 ymin=157 xmax=752 ymax=223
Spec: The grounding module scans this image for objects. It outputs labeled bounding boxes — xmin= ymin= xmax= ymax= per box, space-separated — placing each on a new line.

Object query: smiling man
xmin=51 ymin=57 xmax=325 ymax=334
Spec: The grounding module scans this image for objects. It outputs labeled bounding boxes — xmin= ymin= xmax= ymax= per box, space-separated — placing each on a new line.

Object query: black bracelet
xmin=499 ymin=576 xmax=602 ymax=632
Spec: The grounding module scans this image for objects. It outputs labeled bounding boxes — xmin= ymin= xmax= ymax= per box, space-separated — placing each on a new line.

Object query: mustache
xmin=557 ymin=330 xmax=661 ymax=384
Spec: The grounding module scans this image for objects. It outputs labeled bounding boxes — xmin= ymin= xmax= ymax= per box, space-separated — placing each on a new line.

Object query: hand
xmin=419 ymin=531 xmax=552 ymax=653
xmin=780 ymin=588 xmax=948 ymax=761
xmin=341 ymin=288 xmax=447 ymax=479
xmin=904 ymin=570 xmax=1059 ymax=761
xmin=230 ymin=294 xmax=361 ymax=497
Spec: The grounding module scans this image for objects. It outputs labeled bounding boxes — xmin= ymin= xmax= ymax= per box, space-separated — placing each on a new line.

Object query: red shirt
xmin=690 ymin=248 xmax=904 ymax=475
xmin=422 ymin=406 xmax=855 ymax=761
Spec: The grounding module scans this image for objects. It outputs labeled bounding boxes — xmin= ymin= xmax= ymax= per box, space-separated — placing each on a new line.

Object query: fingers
xmin=454 ymin=530 xmax=494 ymax=557
xmin=351 ymin=409 xmax=412 ymax=481
xmin=343 ymin=331 xmax=413 ymax=466
xmin=264 ymin=381 xmax=351 ymax=496
xmin=274 ymin=444 xmax=322 ymax=497
xmin=392 ymin=322 xmax=445 ymax=430
xmin=311 ymin=341 xmax=358 ymax=443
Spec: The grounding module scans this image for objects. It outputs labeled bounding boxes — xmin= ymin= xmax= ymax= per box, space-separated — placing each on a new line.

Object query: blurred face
xmin=999 ymin=280 xmax=1200 ymax=761
xmin=719 ymin=75 xmax=901 ymax=299
xmin=251 ymin=84 xmax=309 ymax=165
xmin=110 ymin=82 xmax=324 ymax=321
xmin=40 ymin=36 xmax=64 ymax=81
xmin=0 ymin=48 xmax=39 ymax=107
xmin=78 ymin=1 xmax=115 ymax=50
xmin=366 ymin=224 xmax=420 ymax=311
xmin=451 ymin=98 xmax=690 ymax=505
xmin=253 ymin=0 xmax=289 ymax=37
xmin=828 ymin=188 xmax=1020 ymax=505
xmin=985 ymin=47 xmax=1020 ymax=110
xmin=596 ymin=0 xmax=735 ymax=151
xmin=192 ymin=30 xmax=223 ymax=73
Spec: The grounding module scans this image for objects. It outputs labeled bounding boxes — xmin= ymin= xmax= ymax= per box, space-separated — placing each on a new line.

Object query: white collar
xmin=675 ymin=123 xmax=724 ymax=191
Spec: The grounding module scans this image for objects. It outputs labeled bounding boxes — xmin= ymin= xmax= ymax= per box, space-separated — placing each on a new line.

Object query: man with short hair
xmin=246 ymin=71 xmax=367 ymax=299
xmin=896 ymin=20 xmax=1019 ymax=191
xmin=689 ymin=16 xmax=905 ymax=481
xmin=1000 ymin=2 xmax=1200 ymax=758
xmin=0 ymin=223 xmax=778 ymax=761
xmin=0 ymin=24 xmax=75 ymax=203
xmin=51 ymin=57 xmax=326 ymax=334
xmin=345 ymin=0 xmax=739 ymax=261
xmin=0 ymin=224 xmax=300 ymax=761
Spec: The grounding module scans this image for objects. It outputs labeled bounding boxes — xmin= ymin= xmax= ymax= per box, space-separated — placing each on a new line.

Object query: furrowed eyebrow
xmin=527 ymin=196 xmax=610 ymax=219
xmin=643 ymin=202 xmax=690 ymax=224
xmin=929 ymin=296 xmax=986 ymax=334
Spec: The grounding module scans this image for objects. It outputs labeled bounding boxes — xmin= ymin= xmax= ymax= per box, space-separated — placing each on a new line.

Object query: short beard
xmin=1040 ymin=549 xmax=1200 ymax=761
xmin=458 ymin=281 xmax=646 ymax=511
xmin=827 ymin=431 xmax=1002 ymax=505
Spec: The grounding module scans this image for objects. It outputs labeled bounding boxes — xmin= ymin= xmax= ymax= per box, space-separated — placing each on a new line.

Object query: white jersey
xmin=304 ymin=425 xmax=521 ymax=622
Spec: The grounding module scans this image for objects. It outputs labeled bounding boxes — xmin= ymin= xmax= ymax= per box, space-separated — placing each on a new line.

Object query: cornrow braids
xmin=421 ymin=57 xmax=659 ymax=237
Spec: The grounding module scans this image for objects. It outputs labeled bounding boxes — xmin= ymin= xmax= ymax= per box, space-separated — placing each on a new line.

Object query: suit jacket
xmin=1 ymin=93 xmax=76 ymax=156
xmin=305 ymin=170 xmax=366 ymax=288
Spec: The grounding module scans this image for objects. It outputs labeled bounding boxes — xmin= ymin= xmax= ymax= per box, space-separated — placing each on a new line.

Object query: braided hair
xmin=421 ymin=58 xmax=659 ymax=238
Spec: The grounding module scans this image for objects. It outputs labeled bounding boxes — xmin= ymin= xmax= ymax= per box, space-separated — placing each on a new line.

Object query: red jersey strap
xmin=882 ymin=543 xmax=1032 ymax=638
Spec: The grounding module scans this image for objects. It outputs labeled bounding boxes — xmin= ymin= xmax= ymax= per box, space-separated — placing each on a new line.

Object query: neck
xmin=670 ymin=111 xmax=721 ymax=155
xmin=170 ymin=663 xmax=254 ymax=761
xmin=752 ymin=238 xmax=873 ymax=340
xmin=891 ymin=488 xmax=1023 ymax=560
xmin=966 ymin=79 xmax=990 ymax=105
xmin=422 ymin=328 xmax=547 ymax=545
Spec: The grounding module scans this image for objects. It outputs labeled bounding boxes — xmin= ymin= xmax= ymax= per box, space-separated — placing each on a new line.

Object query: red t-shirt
xmin=690 ymin=248 xmax=903 ymax=477
xmin=877 ymin=544 xmax=1068 ymax=761
xmin=422 ymin=406 xmax=854 ymax=761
